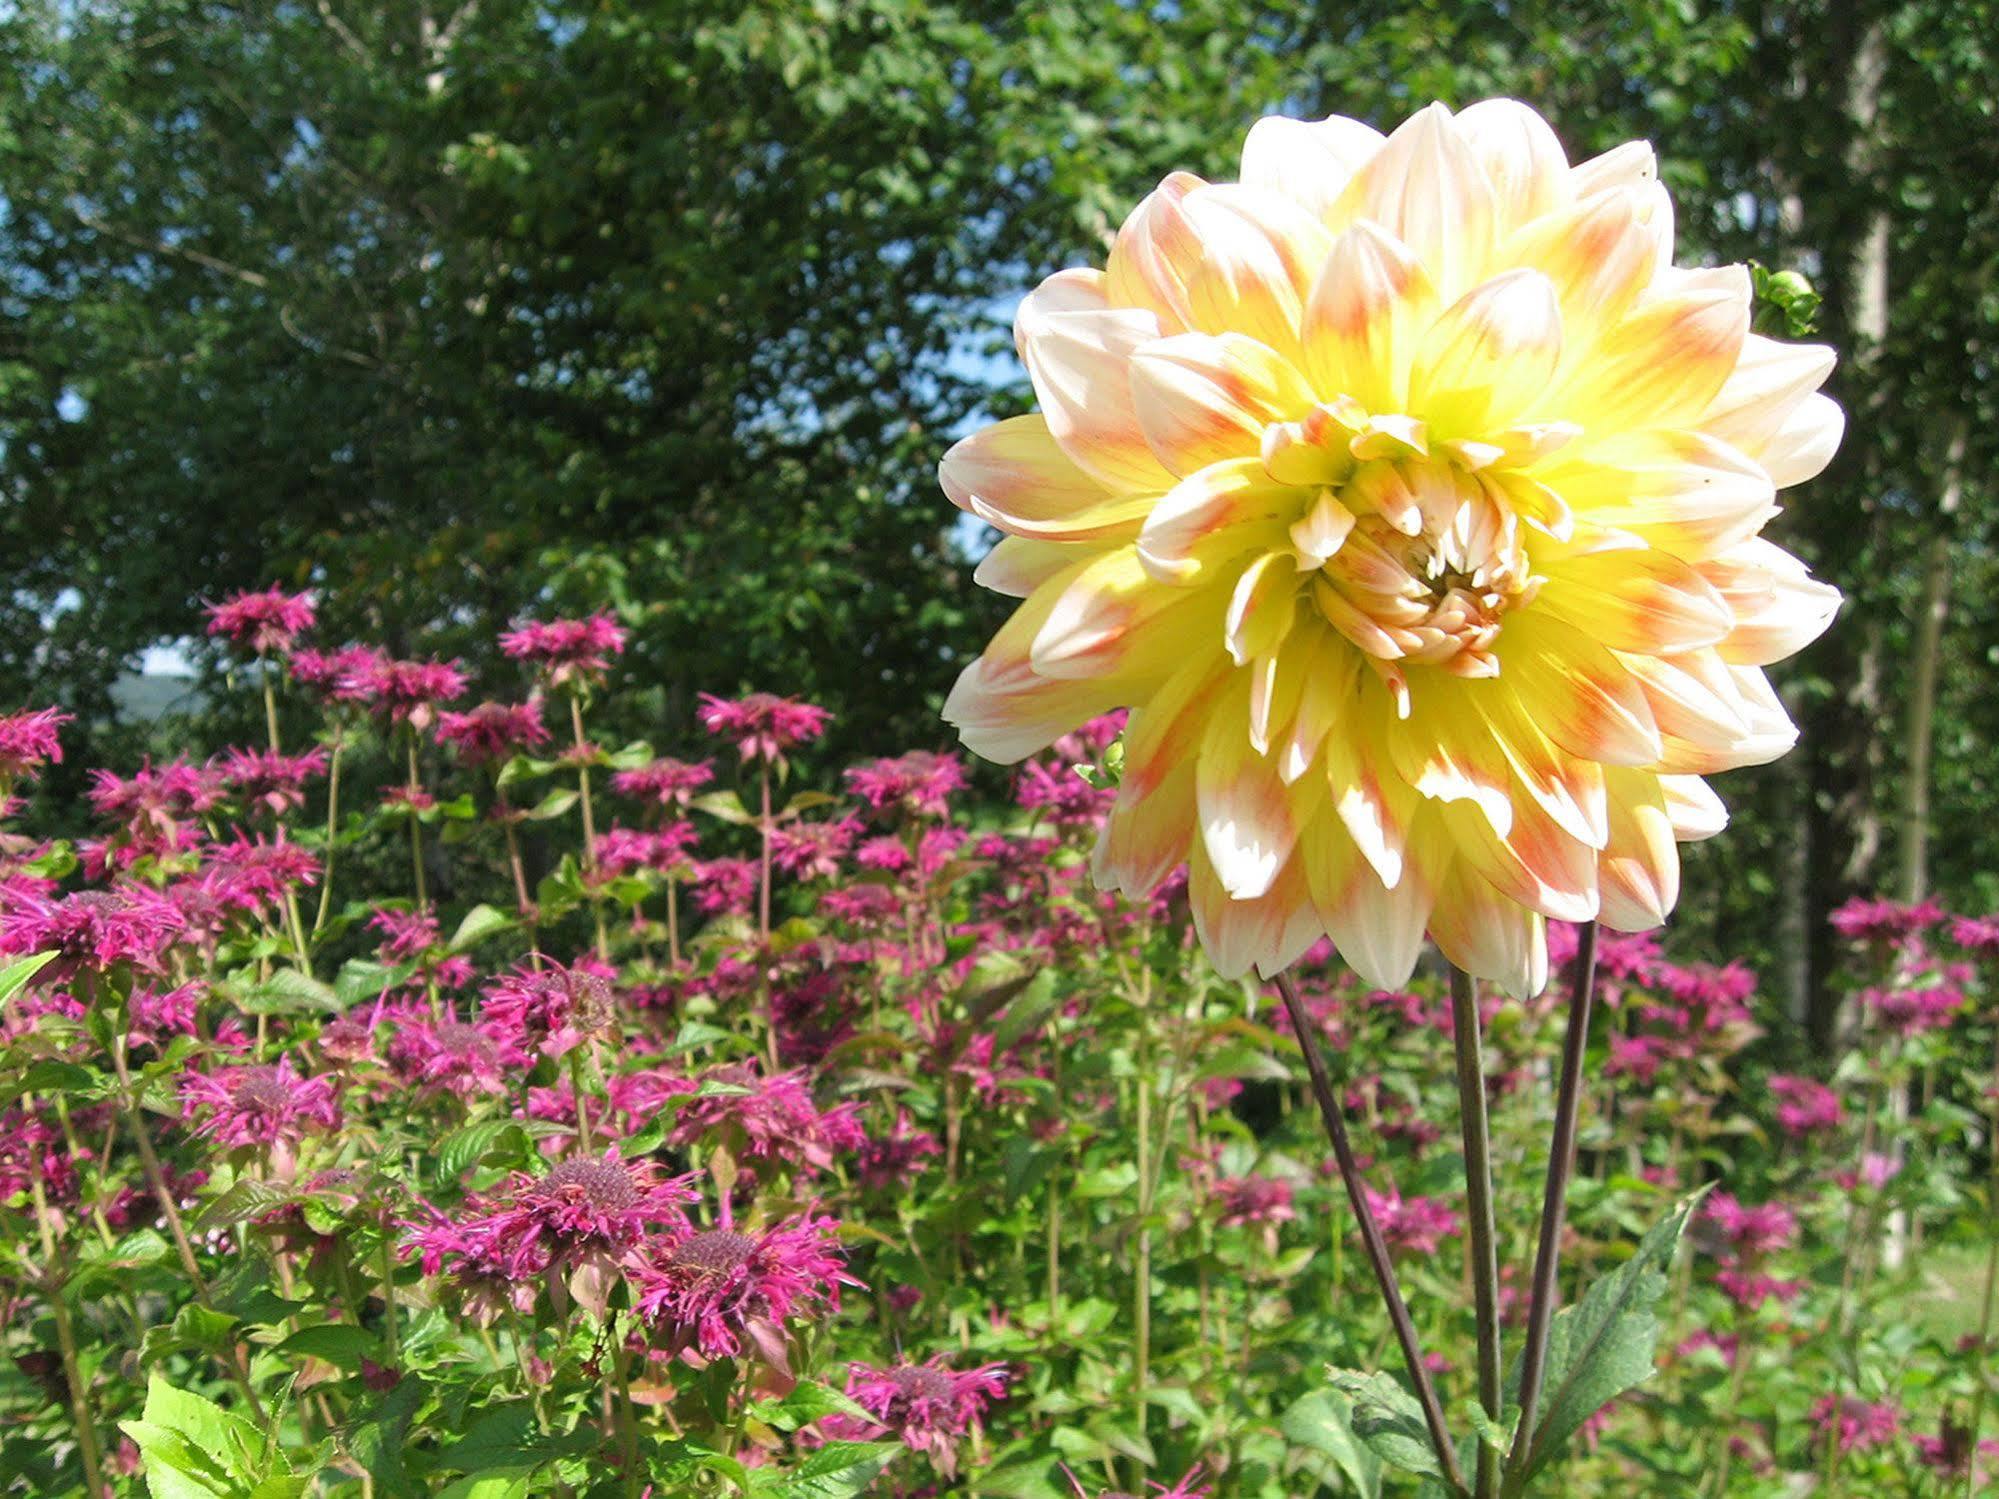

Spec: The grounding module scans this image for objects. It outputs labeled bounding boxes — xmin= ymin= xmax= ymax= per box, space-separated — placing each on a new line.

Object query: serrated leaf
xmin=436 ymin=1119 xmax=531 ymax=1182
xmin=1509 ymin=1187 xmax=1709 ymax=1481
xmin=276 ymin=1323 xmax=379 ymax=1371
xmin=1281 ymin=1388 xmax=1384 ymax=1499
xmin=1326 ymin=1370 xmax=1441 ymax=1481
xmin=761 ymin=1440 xmax=900 ymax=1498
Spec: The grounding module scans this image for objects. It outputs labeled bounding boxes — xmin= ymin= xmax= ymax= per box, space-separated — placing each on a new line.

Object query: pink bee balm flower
xmin=389 ymin=1015 xmax=528 ymax=1100
xmin=1211 ymin=1173 xmax=1295 ymax=1227
xmin=1362 ymin=1185 xmax=1463 ymax=1256
xmin=633 ymin=1211 xmax=854 ymax=1375
xmin=1829 ymin=896 xmax=1944 ymax=945
xmin=637 ymin=1061 xmax=864 ymax=1179
xmin=0 ymin=708 xmax=71 ymax=782
xmin=856 ymin=1109 xmax=942 ymax=1190
xmin=610 ymin=757 xmax=715 ymax=808
xmin=204 ymin=586 xmax=316 ymax=654
xmin=1810 ymin=1396 xmax=1898 ymax=1454
xmin=940 ymin=100 xmax=1841 ymax=995
xmin=498 ymin=614 xmax=627 ymax=687
xmin=216 ymin=747 xmax=329 ymax=817
xmin=290 ymin=645 xmax=385 ymax=704
xmin=436 ymin=700 xmax=550 ymax=766
xmin=0 ymin=885 xmax=186 ymax=978
xmin=827 ymin=1357 xmax=1010 ymax=1478
xmin=698 ymin=692 xmax=831 ymax=765
xmin=480 ymin=960 xmax=619 ymax=1059
xmin=1703 ymin=1192 xmax=1797 ymax=1257
xmin=410 ymin=1150 xmax=697 ymax=1320
xmin=198 ymin=833 xmax=320 ymax=917
xmin=350 ymin=656 xmax=468 ymax=730
xmin=690 ymin=857 xmax=757 ymax=915
xmin=844 ymin=751 xmax=968 ymax=819
xmin=769 ymin=817 xmax=861 ymax=880
xmin=1769 ymin=1075 xmax=1841 ymax=1138
xmin=1950 ymin=914 xmax=1999 ymax=953
xmin=179 ymin=1058 xmax=342 ymax=1153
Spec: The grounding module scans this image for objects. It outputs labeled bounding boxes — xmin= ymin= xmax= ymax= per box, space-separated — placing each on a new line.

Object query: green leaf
xmin=233 ymin=968 xmax=340 ymax=1015
xmin=1326 ymin=1370 xmax=1441 ymax=1481
xmin=1281 ymin=1388 xmax=1384 ymax=1499
xmin=761 ymin=1440 xmax=900 ymax=1498
xmin=1508 ymin=1187 xmax=1710 ymax=1481
xmin=434 ymin=1472 xmax=532 ymax=1499
xmin=746 ymin=1379 xmax=875 ymax=1433
xmin=276 ymin=1323 xmax=379 ymax=1371
xmin=447 ymin=903 xmax=515 ymax=952
xmin=524 ymin=787 xmax=578 ymax=821
xmin=691 ymin=790 xmax=754 ymax=825
xmin=119 ymin=1375 xmax=262 ymax=1496
xmin=436 ymin=1119 xmax=533 ymax=1182
xmin=0 ymin=950 xmax=55 ymax=1006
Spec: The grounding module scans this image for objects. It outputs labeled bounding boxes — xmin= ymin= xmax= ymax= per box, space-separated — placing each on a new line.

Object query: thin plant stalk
xmin=1504 ymin=921 xmax=1600 ymax=1496
xmin=29 ymin=1174 xmax=106 ymax=1499
xmin=405 ymin=735 xmax=429 ymax=911
xmin=569 ymin=692 xmax=609 ymax=961
xmin=312 ymin=735 xmax=344 ymax=934
xmin=1274 ymin=971 xmax=1466 ymax=1496
xmin=1449 ymin=966 xmax=1504 ymax=1499
xmin=1961 ymin=1024 xmax=1999 ymax=1498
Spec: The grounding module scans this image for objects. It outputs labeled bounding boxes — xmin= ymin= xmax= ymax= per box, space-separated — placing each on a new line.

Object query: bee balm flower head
xmin=942 ymin=100 xmax=1842 ymax=995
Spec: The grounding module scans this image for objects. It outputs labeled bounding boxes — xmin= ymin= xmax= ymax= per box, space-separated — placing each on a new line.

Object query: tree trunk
xmin=1894 ymin=415 xmax=1968 ymax=904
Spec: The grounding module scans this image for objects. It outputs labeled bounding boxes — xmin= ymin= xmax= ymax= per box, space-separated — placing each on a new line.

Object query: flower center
xmin=666 ymin=1229 xmax=755 ymax=1279
xmin=537 ymin=1158 xmax=638 ymax=1210
xmin=229 ymin=1070 xmax=291 ymax=1114
xmin=892 ymin=1367 xmax=958 ymax=1404
xmin=1308 ymin=460 xmax=1537 ymax=682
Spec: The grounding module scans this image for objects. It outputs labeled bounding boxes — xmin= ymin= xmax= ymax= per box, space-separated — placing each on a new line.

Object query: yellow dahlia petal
xmin=1129 ymin=332 xmax=1316 ymax=476
xmin=1302 ymin=220 xmax=1439 ymax=410
xmin=1454 ymin=97 xmax=1572 ymax=233
xmin=1239 ymin=113 xmax=1385 ymax=221
xmin=1302 ymin=810 xmax=1431 ymax=988
xmin=1427 ymin=849 xmax=1549 ymax=998
xmin=1015 ymin=269 xmax=1175 ymax=494
xmin=1495 ymin=186 xmax=1656 ymax=345
xmin=972 ymin=535 xmax=1091 ymax=598
xmin=1534 ymin=430 xmax=1777 ymax=561
xmin=1537 ymin=540 xmax=1733 ymax=655
xmin=1189 ymin=838 xmax=1323 ymax=979
xmin=1175 ymin=185 xmax=1334 ymax=362
xmin=1409 ymin=267 xmax=1564 ymax=437
xmin=1658 ymin=773 xmax=1728 ymax=841
xmin=1502 ymin=613 xmax=1663 ymax=767
xmin=1196 ymin=676 xmax=1299 ymax=899
xmin=1700 ymin=539 xmax=1843 ymax=665
xmin=1137 ymin=458 xmax=1299 ymax=585
xmin=1597 ymin=766 xmax=1678 ymax=931
xmin=1028 ymin=546 xmax=1217 ymax=681
xmin=1701 ymin=334 xmax=1837 ymax=448
xmin=1104 ymin=171 xmax=1205 ymax=331
xmin=940 ymin=415 xmax=1152 ymax=541
xmin=1331 ymin=102 xmax=1498 ymax=302
xmin=1441 ymin=794 xmax=1598 ymax=925
xmin=1752 ymin=393 xmax=1846 ymax=488
xmin=1556 ymin=282 xmax=1748 ymax=431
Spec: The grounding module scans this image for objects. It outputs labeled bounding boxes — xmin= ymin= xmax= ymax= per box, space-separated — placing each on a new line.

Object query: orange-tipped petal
xmin=1301 ymin=220 xmax=1438 ymax=410
xmin=1197 ymin=678 xmax=1299 ymax=899
xmin=940 ymin=414 xmax=1154 ymax=542
xmin=973 ymin=535 xmax=1088 ymax=598
xmin=1502 ymin=612 xmax=1663 ymax=767
xmin=1427 ymin=851 xmax=1549 ymax=997
xmin=1454 ymin=98 xmax=1571 ymax=234
xmin=1137 ymin=458 xmax=1298 ymax=585
xmin=1016 ymin=269 xmax=1175 ymax=494
xmin=1555 ymin=285 xmax=1749 ymax=433
xmin=1539 ymin=541 xmax=1734 ymax=655
xmin=1597 ymin=767 xmax=1678 ymax=930
xmin=1129 ymin=331 xmax=1316 ymax=477
xmin=1699 ymin=539 xmax=1843 ymax=666
xmin=1536 ymin=430 xmax=1777 ymax=561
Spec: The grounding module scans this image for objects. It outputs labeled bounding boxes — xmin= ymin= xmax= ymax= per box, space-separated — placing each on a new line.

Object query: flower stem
xmin=1449 ymin=967 xmax=1503 ymax=1499
xmin=29 ymin=1175 xmax=106 ymax=1499
xmin=1274 ymin=971 xmax=1466 ymax=1496
xmin=405 ymin=735 xmax=428 ymax=911
xmin=1961 ymin=1025 xmax=1999 ymax=1499
xmin=569 ymin=693 xmax=609 ymax=962
xmin=569 ymin=1047 xmax=596 ymax=1152
xmin=313 ymin=735 xmax=343 ymax=934
xmin=1504 ymin=922 xmax=1599 ymax=1496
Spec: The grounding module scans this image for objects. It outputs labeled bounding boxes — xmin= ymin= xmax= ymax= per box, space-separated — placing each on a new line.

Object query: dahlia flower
xmin=941 ymin=99 xmax=1841 ymax=994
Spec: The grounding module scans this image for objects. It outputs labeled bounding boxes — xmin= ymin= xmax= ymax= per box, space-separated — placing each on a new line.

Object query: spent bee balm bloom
xmin=942 ymin=99 xmax=1841 ymax=994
